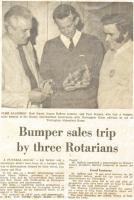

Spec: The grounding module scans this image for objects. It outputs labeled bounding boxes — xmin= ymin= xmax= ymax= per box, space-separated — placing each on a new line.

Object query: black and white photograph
xmin=1 ymin=2 xmax=134 ymax=199
xmin=2 ymin=1 xmax=133 ymax=108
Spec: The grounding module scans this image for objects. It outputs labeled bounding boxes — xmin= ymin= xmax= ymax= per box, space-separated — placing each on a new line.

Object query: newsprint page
xmin=0 ymin=0 xmax=134 ymax=200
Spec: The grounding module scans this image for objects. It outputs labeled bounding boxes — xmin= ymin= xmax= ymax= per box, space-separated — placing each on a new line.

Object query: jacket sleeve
xmin=2 ymin=90 xmax=30 ymax=108
xmin=2 ymin=91 xmax=29 ymax=108
xmin=2 ymin=59 xmax=30 ymax=108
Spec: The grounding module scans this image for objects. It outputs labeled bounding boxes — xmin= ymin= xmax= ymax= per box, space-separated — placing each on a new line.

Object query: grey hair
xmin=4 ymin=5 xmax=32 ymax=27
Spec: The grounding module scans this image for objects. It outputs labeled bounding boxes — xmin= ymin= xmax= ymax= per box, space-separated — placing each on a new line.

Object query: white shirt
xmin=60 ymin=30 xmax=81 ymax=49
xmin=2 ymin=34 xmax=41 ymax=108
xmin=98 ymin=40 xmax=133 ymax=109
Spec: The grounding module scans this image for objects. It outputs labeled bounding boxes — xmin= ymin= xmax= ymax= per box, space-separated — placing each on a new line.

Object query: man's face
xmin=104 ymin=23 xmax=125 ymax=50
xmin=55 ymin=13 xmax=78 ymax=39
xmin=9 ymin=17 xmax=32 ymax=45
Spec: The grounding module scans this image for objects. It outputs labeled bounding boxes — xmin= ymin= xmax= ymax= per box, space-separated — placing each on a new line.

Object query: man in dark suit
xmin=40 ymin=4 xmax=104 ymax=108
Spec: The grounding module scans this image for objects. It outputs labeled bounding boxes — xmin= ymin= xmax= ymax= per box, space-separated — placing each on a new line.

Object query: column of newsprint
xmin=0 ymin=110 xmax=134 ymax=199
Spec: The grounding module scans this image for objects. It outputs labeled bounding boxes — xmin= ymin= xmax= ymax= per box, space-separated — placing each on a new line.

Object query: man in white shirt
xmin=2 ymin=5 xmax=53 ymax=108
xmin=40 ymin=4 xmax=104 ymax=108
xmin=98 ymin=14 xmax=133 ymax=108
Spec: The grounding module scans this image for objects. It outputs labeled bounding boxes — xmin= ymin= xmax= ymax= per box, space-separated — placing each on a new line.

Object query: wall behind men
xmin=2 ymin=1 xmax=133 ymax=63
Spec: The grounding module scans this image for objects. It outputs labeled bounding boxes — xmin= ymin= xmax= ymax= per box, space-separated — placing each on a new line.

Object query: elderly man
xmin=98 ymin=14 xmax=133 ymax=108
xmin=40 ymin=4 xmax=104 ymax=108
xmin=2 ymin=5 xmax=53 ymax=108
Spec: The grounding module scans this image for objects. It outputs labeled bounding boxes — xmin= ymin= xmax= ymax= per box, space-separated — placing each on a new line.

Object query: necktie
xmin=69 ymin=38 xmax=74 ymax=51
xmin=18 ymin=45 xmax=38 ymax=89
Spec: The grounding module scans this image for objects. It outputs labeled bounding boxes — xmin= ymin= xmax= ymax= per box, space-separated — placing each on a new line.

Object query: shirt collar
xmin=115 ymin=39 xmax=132 ymax=56
xmin=107 ymin=40 xmax=132 ymax=57
xmin=60 ymin=30 xmax=82 ymax=49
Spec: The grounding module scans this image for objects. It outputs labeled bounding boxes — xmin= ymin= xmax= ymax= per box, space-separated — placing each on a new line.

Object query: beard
xmin=106 ymin=33 xmax=126 ymax=51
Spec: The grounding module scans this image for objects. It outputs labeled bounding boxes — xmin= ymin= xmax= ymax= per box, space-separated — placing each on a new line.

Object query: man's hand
xmin=29 ymin=88 xmax=48 ymax=104
xmin=42 ymin=79 xmax=54 ymax=96
xmin=29 ymin=79 xmax=54 ymax=104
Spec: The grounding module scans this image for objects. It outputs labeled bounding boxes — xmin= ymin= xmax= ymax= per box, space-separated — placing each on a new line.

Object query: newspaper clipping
xmin=0 ymin=1 xmax=134 ymax=200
